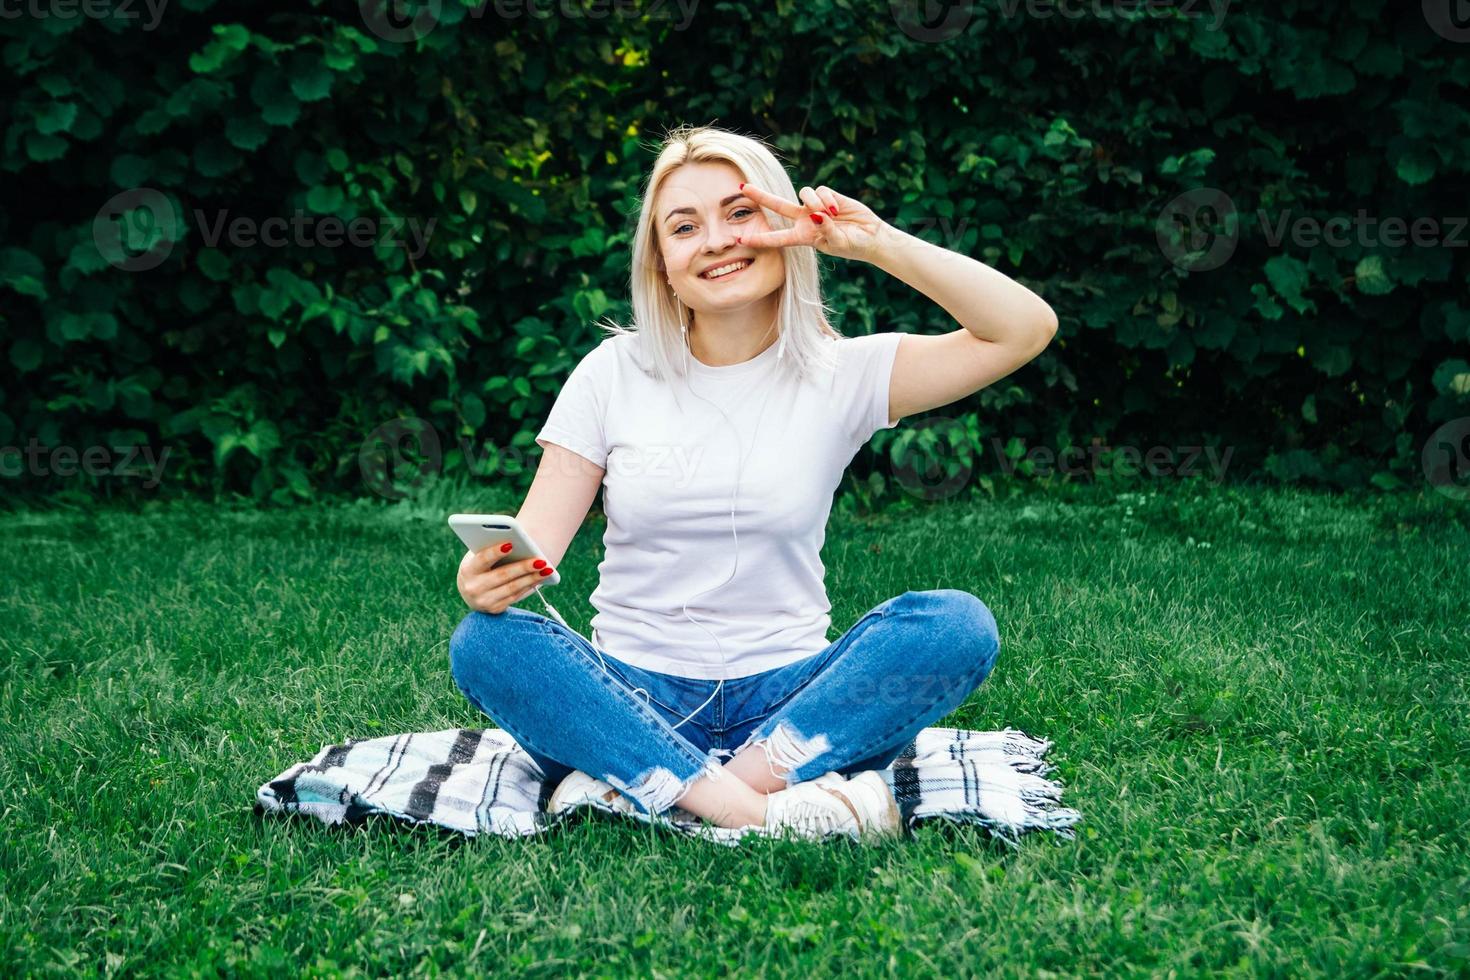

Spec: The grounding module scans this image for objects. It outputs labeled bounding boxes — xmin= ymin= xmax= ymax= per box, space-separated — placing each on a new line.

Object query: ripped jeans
xmin=448 ymin=588 xmax=1000 ymax=816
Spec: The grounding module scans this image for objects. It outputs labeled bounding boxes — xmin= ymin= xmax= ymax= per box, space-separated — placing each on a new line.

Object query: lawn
xmin=1 ymin=480 xmax=1466 ymax=976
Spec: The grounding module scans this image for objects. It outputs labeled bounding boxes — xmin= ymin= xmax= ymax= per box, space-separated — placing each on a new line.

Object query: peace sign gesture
xmin=736 ymin=182 xmax=891 ymax=265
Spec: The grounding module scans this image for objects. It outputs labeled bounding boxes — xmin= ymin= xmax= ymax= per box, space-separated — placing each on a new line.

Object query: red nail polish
xmin=828 ymin=206 xmax=838 ymax=215
xmin=739 ymin=182 xmax=745 ymax=190
xmin=499 ymin=543 xmax=513 ymax=553
xmin=811 ymin=214 xmax=824 ymax=224
xmin=540 ymin=568 xmax=553 ymax=576
xmin=533 ymin=559 xmax=546 ymax=569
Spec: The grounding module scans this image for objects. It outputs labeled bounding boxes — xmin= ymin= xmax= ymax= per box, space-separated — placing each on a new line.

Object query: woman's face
xmin=653 ymin=161 xmax=784 ymax=319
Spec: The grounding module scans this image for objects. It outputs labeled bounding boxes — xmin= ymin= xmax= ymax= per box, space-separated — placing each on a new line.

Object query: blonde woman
xmin=450 ymin=125 xmax=1057 ymax=840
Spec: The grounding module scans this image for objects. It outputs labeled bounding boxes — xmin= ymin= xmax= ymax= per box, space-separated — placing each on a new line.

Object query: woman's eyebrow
xmin=663 ymin=193 xmax=749 ymax=224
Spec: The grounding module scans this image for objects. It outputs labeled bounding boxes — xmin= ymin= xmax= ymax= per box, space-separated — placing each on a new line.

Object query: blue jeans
xmin=449 ymin=589 xmax=1000 ymax=816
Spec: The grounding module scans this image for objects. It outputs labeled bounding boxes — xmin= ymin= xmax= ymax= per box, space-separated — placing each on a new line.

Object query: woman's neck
xmin=686 ymin=302 xmax=781 ymax=366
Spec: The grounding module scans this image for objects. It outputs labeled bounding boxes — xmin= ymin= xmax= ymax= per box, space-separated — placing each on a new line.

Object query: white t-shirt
xmin=534 ymin=329 xmax=903 ymax=680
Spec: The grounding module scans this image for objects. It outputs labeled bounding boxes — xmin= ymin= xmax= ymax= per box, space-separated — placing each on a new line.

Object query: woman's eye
xmin=673 ymin=209 xmax=753 ymax=236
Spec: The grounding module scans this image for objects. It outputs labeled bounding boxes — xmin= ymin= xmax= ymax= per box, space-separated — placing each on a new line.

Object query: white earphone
xmin=531 ymin=285 xmax=778 ymax=734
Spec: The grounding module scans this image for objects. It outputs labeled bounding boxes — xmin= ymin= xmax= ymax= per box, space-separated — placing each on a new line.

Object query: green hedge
xmin=2 ymin=0 xmax=1467 ymax=506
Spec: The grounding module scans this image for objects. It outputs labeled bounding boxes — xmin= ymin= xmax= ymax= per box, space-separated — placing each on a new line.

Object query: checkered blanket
xmin=254 ymin=726 xmax=1081 ymax=846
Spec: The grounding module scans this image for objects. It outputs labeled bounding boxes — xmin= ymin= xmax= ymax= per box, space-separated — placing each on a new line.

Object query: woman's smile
xmin=699 ymin=257 xmax=754 ymax=281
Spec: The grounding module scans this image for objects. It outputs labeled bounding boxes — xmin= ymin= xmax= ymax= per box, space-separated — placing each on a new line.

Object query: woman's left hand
xmin=737 ymin=182 xmax=892 ymax=265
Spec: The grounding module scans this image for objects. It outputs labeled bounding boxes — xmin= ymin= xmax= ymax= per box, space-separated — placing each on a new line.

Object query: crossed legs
xmin=449 ymin=590 xmax=1000 ymax=829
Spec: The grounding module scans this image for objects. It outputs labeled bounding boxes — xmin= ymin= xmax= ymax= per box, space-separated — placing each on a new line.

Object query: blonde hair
xmin=594 ymin=123 xmax=842 ymax=386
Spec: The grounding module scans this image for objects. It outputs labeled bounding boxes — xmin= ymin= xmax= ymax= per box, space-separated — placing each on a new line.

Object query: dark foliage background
xmin=2 ymin=0 xmax=1467 ymax=506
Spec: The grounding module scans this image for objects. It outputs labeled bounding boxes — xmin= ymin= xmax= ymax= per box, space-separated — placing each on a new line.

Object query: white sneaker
xmin=761 ymin=771 xmax=902 ymax=841
xmin=547 ymin=770 xmax=638 ymax=817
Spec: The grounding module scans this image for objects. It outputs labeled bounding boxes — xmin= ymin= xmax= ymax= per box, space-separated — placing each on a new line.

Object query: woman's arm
xmin=738 ymin=181 xmax=1057 ymax=426
xmin=514 ymin=443 xmax=605 ymax=569
xmin=872 ymin=226 xmax=1058 ymax=425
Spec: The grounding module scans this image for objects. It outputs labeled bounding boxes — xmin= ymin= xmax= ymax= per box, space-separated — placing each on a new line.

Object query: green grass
xmin=2 ymin=481 xmax=1467 ymax=976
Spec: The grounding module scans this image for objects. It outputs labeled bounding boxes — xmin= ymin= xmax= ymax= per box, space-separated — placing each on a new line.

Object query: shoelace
xmin=773 ymin=783 xmax=862 ymax=836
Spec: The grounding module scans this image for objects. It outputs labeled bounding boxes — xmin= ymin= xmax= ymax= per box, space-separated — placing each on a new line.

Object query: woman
xmin=449 ymin=125 xmax=1057 ymax=840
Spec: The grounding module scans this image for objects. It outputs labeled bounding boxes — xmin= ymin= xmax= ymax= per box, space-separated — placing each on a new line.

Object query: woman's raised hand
xmin=457 ymin=542 xmax=554 ymax=615
xmin=736 ymin=181 xmax=891 ymax=264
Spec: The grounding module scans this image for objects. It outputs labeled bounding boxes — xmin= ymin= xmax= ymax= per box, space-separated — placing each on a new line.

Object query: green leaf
xmin=196 ymin=248 xmax=231 ymax=282
xmin=35 ymin=102 xmax=78 ymax=135
xmin=1 ymin=273 xmax=45 ymax=299
xmin=56 ymin=311 xmax=99 ymax=341
xmin=259 ymin=285 xmax=292 ymax=320
xmin=461 ymin=392 xmax=486 ymax=429
xmin=189 ymin=27 xmax=249 ymax=73
xmin=243 ymin=419 xmax=282 ymax=458
xmin=1395 ymin=149 xmax=1436 ymax=186
xmin=459 ymin=188 xmax=477 ymax=215
xmin=25 ymin=132 xmax=67 ymax=162
xmin=193 ymin=138 xmax=242 ymax=178
xmin=1432 ymin=359 xmax=1470 ymax=396
xmin=306 ymin=184 xmax=345 ymax=213
xmin=36 ymin=73 xmax=73 ymax=97
xmin=267 ymin=327 xmax=288 ymax=348
xmin=166 ymin=79 xmax=228 ymax=118
xmin=323 ymin=38 xmax=359 ymax=72
xmin=189 ymin=24 xmax=251 ymax=73
xmin=571 ymin=288 xmax=610 ymax=321
xmin=1 ymin=248 xmax=46 ymax=300
xmin=1438 ymin=304 xmax=1470 ymax=343
xmin=1264 ymin=255 xmax=1313 ymax=314
xmin=1353 ymin=256 xmax=1394 ymax=296
xmin=225 ymin=115 xmax=270 ymax=151
xmin=1367 ymin=471 xmax=1402 ymax=491
xmin=65 ymin=239 xmax=111 ymax=275
xmin=249 ymin=71 xmax=301 ymax=127
xmin=1310 ymin=344 xmax=1352 ymax=377
xmin=288 ymin=54 xmax=334 ymax=102
xmin=1251 ymin=283 xmax=1283 ymax=321
xmin=9 ymin=340 xmax=42 ymax=373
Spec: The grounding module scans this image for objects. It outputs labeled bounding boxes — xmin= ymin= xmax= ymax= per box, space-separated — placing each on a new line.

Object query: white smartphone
xmin=448 ymin=513 xmax=561 ymax=587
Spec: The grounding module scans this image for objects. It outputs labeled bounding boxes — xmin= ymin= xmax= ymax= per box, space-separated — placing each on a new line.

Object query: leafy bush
xmin=1 ymin=0 xmax=1466 ymax=505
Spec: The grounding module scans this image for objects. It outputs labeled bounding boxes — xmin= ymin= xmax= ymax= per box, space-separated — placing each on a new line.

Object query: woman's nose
xmin=705 ymin=224 xmax=739 ymax=252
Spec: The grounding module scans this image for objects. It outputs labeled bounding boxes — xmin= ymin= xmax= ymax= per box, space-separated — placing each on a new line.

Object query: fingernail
xmin=811 ymin=214 xmax=824 ymax=224
xmin=739 ymin=182 xmax=745 ymax=190
xmin=499 ymin=543 xmax=513 ymax=553
xmin=540 ymin=568 xmax=553 ymax=576
xmin=828 ymin=206 xmax=838 ymax=215
xmin=533 ymin=559 xmax=546 ymax=569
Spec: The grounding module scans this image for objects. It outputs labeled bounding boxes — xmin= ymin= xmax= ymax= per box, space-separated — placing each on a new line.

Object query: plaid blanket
xmin=255 ymin=726 xmax=1081 ymax=846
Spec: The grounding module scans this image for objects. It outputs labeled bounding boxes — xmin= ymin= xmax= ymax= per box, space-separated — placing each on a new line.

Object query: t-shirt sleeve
xmin=535 ymin=342 xmax=612 ymax=468
xmin=837 ymin=331 xmax=904 ymax=446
